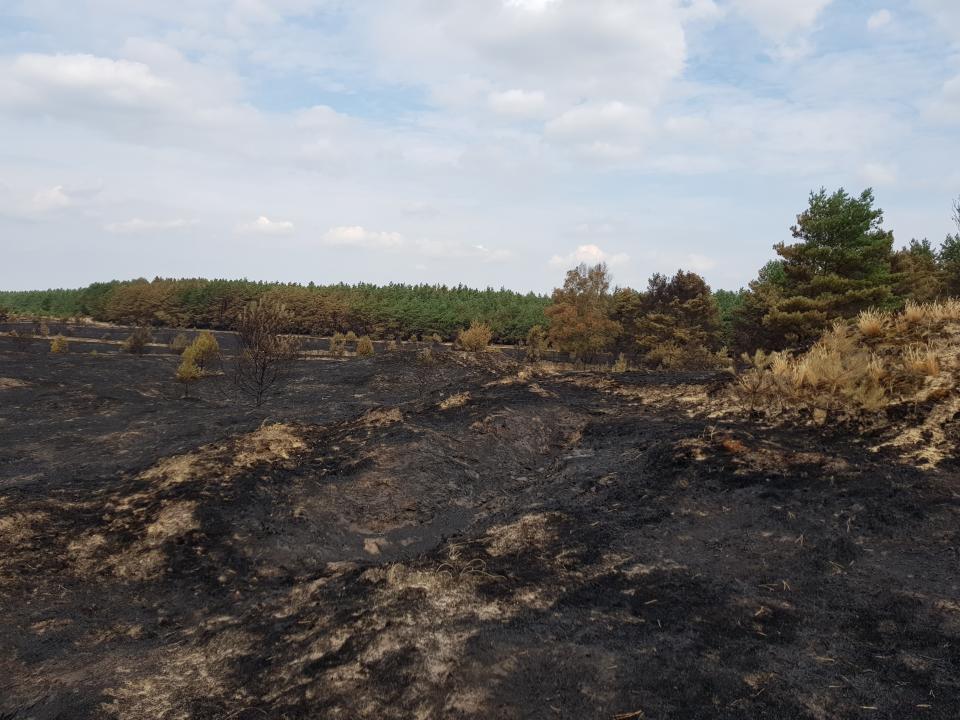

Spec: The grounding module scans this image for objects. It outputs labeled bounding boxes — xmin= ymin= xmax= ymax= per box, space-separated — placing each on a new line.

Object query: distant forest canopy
xmin=0 ymin=280 xmax=552 ymax=344
xmin=2 ymin=189 xmax=959 ymax=357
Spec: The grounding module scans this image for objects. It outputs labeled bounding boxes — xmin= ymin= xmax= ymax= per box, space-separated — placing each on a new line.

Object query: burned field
xmin=1 ymin=338 xmax=959 ymax=719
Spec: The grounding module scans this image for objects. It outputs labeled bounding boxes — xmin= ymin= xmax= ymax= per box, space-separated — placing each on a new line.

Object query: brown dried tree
xmin=232 ymin=299 xmax=299 ymax=406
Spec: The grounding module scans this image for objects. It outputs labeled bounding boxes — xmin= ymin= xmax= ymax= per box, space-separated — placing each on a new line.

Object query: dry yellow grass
xmin=734 ymin=299 xmax=960 ymax=463
xmin=902 ymin=300 xmax=926 ymax=325
xmin=857 ymin=309 xmax=885 ymax=338
xmin=438 ymin=392 xmax=470 ymax=410
xmin=903 ymin=344 xmax=940 ymax=377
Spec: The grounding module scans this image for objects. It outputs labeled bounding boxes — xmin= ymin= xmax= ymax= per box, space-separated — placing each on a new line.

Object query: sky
xmin=0 ymin=0 xmax=959 ymax=294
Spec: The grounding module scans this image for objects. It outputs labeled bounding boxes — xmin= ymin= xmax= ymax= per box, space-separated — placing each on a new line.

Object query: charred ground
xmin=1 ymin=337 xmax=959 ymax=719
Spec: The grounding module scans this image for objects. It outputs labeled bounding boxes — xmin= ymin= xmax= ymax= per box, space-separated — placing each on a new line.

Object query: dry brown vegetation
xmin=458 ymin=321 xmax=493 ymax=352
xmin=734 ymin=299 xmax=960 ymax=461
xmin=121 ymin=326 xmax=152 ymax=355
xmin=356 ymin=335 xmax=375 ymax=356
xmin=49 ymin=335 xmax=68 ymax=353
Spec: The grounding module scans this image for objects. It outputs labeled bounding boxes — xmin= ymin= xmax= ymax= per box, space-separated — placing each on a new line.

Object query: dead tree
xmin=232 ymin=299 xmax=299 ymax=406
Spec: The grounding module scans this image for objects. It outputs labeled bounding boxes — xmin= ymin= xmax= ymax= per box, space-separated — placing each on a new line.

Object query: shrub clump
xmin=189 ymin=331 xmax=220 ymax=370
xmin=734 ymin=299 xmax=960 ymax=423
xmin=612 ymin=353 xmax=628 ymax=373
xmin=330 ymin=332 xmax=346 ymax=356
xmin=175 ymin=355 xmax=202 ymax=399
xmin=525 ymin=324 xmax=548 ymax=361
xmin=122 ymin=326 xmax=153 ymax=355
xmin=356 ymin=336 xmax=375 ymax=357
xmin=645 ymin=341 xmax=730 ymax=371
xmin=458 ymin=321 xmax=493 ymax=352
xmin=50 ymin=335 xmax=68 ymax=353
xmin=169 ymin=333 xmax=191 ymax=355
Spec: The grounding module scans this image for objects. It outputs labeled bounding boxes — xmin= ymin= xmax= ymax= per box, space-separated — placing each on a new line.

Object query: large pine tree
xmin=763 ymin=187 xmax=895 ymax=346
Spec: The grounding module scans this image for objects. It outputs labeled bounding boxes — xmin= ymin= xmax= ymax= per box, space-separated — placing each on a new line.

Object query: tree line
xmin=3 ymin=190 xmax=958 ymax=362
xmin=0 ymin=280 xmax=551 ymax=344
xmin=538 ymin=189 xmax=960 ymax=367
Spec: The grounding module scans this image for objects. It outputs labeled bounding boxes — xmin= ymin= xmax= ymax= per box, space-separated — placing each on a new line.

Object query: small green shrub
xmin=50 ymin=335 xmax=68 ymax=353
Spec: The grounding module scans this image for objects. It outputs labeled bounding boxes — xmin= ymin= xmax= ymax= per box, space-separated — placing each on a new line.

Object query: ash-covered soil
xmin=1 ymin=339 xmax=959 ymax=719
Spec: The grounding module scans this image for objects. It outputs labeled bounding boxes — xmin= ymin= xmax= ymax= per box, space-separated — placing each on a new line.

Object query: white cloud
xmin=6 ymin=53 xmax=173 ymax=107
xmin=682 ymin=0 xmax=723 ymax=22
xmin=546 ymin=102 xmax=653 ymax=141
xmin=321 ymin=226 xmax=511 ymax=261
xmin=505 ymin=0 xmax=561 ymax=13
xmin=322 ymin=225 xmax=406 ymax=249
xmin=867 ymin=9 xmax=892 ymax=31
xmin=488 ymin=89 xmax=547 ymax=117
xmin=239 ymin=216 xmax=295 ymax=234
xmin=912 ymin=0 xmax=960 ymax=41
xmin=366 ymin=0 xmax=690 ymax=122
xmin=104 ymin=218 xmax=196 ymax=234
xmin=32 ymin=185 xmax=74 ymax=212
xmin=928 ymin=74 xmax=960 ymax=122
xmin=730 ymin=0 xmax=833 ymax=38
xmin=29 ymin=183 xmax=102 ymax=213
xmin=860 ymin=162 xmax=897 ymax=186
xmin=413 ymin=238 xmax=512 ymax=262
xmin=549 ymin=244 xmax=629 ymax=268
xmin=729 ymin=0 xmax=833 ymax=57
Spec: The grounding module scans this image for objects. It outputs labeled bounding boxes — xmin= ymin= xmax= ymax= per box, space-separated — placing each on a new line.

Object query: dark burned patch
xmin=3 ymin=345 xmax=960 ymax=719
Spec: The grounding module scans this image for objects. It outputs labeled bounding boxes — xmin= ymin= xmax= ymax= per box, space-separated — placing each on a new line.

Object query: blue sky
xmin=0 ymin=0 xmax=958 ymax=293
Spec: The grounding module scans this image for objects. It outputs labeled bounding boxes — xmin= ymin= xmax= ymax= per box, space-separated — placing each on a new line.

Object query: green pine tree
xmin=764 ymin=187 xmax=895 ymax=347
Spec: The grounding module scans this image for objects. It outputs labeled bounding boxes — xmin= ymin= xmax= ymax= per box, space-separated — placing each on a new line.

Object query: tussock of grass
xmin=734 ymin=300 xmax=960 ymax=463
xmin=857 ymin=309 xmax=885 ymax=338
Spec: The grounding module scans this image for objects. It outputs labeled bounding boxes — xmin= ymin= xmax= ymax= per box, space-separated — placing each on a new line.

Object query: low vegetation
xmin=232 ymin=300 xmax=300 ymax=406
xmin=734 ymin=299 xmax=960 ymax=428
xmin=2 ymin=191 xmax=959 ymax=376
xmin=169 ymin=333 xmax=190 ymax=355
xmin=457 ymin=321 xmax=493 ymax=352
xmin=175 ymin=354 xmax=202 ymax=399
xmin=121 ymin=326 xmax=153 ymax=355
xmin=356 ymin=336 xmax=375 ymax=357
